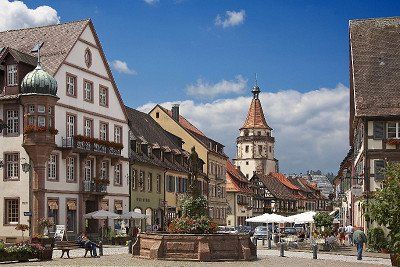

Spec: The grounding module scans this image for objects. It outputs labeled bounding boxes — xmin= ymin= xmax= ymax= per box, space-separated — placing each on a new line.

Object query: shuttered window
xmin=374 ymin=160 xmax=385 ymax=180
xmin=373 ymin=121 xmax=384 ymax=140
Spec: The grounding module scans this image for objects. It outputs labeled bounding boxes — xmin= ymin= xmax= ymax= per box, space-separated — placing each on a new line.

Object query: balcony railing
xmin=83 ymin=180 xmax=107 ymax=194
xmin=62 ymin=137 xmax=122 ymax=156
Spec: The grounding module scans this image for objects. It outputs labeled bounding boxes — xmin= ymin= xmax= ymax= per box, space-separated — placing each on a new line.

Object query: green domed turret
xmin=21 ymin=64 xmax=57 ymax=96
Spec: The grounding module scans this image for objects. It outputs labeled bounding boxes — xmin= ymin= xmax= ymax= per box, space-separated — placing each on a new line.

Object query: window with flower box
xmin=84 ymin=118 xmax=93 ymax=137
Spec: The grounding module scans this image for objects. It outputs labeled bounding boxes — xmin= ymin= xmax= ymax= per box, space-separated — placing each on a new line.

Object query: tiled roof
xmin=158 ymin=105 xmax=227 ymax=158
xmin=258 ymin=174 xmax=297 ymax=200
xmin=0 ymin=20 xmax=89 ymax=75
xmin=126 ymin=106 xmax=188 ymax=173
xmin=350 ymin=17 xmax=400 ymax=117
xmin=270 ymin=173 xmax=299 ymax=190
xmin=242 ymin=98 xmax=271 ymax=130
xmin=0 ymin=47 xmax=37 ymax=66
xmin=163 ymin=108 xmax=205 ymax=136
xmin=226 ymin=160 xmax=252 ymax=194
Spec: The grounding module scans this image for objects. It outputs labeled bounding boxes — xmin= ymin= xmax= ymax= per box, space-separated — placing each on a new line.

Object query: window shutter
xmin=373 ymin=122 xmax=384 ymax=140
xmin=374 ymin=160 xmax=385 ymax=180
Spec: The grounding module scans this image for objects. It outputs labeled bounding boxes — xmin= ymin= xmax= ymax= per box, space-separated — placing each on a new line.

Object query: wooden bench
xmin=54 ymin=241 xmax=91 ymax=258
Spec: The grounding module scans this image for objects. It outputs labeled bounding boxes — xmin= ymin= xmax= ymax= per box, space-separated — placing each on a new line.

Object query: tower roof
xmin=241 ymin=88 xmax=271 ymax=130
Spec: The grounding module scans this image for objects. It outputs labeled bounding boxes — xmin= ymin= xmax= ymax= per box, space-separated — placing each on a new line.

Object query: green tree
xmin=313 ymin=212 xmax=333 ymax=236
xmin=367 ymin=163 xmax=400 ymax=255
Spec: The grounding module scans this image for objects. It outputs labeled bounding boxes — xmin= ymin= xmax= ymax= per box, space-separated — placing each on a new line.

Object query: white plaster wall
xmin=0 ymin=105 xmax=31 ymax=239
xmin=80 ymin=26 xmax=97 ymax=45
xmin=367 ymin=139 xmax=382 ymax=150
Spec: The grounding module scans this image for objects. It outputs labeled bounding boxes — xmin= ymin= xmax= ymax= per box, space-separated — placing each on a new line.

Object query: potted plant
xmin=37 ymin=218 xmax=54 ymax=236
xmin=366 ymin=163 xmax=400 ymax=266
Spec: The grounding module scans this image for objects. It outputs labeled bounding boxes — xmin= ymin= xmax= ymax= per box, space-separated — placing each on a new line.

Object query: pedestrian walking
xmin=338 ymin=226 xmax=346 ymax=245
xmin=353 ymin=227 xmax=367 ymax=260
xmin=345 ymin=224 xmax=354 ymax=246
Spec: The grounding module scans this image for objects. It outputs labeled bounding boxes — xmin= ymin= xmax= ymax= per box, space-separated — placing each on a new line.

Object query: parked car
xmin=282 ymin=227 xmax=297 ymax=237
xmin=237 ymin=225 xmax=254 ymax=236
xmin=253 ymin=226 xmax=271 ymax=239
xmin=216 ymin=226 xmax=238 ymax=234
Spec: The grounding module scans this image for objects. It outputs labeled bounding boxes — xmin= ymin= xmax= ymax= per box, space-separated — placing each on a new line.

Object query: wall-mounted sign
xmin=24 ymin=211 xmax=32 ymax=216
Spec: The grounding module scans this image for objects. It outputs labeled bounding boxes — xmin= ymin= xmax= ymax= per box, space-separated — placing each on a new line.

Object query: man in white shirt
xmin=345 ymin=224 xmax=354 ymax=246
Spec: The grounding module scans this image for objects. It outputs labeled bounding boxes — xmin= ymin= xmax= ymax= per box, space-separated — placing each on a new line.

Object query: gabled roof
xmin=0 ymin=47 xmax=37 ymax=66
xmin=226 ymin=160 xmax=252 ymax=194
xmin=0 ymin=20 xmax=89 ymax=75
xmin=270 ymin=173 xmax=299 ymax=191
xmin=242 ymin=98 xmax=271 ymax=130
xmin=350 ymin=17 xmax=400 ymax=118
xmin=126 ymin=106 xmax=182 ymax=150
xmin=154 ymin=104 xmax=227 ymax=158
xmin=257 ymin=173 xmax=297 ymax=200
xmin=0 ymin=19 xmax=128 ymax=121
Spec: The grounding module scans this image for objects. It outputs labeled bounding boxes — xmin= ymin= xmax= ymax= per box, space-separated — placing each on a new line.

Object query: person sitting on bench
xmin=77 ymin=232 xmax=99 ymax=257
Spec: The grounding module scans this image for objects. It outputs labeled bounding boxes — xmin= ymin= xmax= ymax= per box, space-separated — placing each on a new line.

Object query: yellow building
xmin=149 ymin=104 xmax=228 ymax=225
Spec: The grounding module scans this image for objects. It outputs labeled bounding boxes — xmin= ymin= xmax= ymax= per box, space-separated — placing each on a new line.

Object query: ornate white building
xmin=234 ymin=82 xmax=278 ymax=179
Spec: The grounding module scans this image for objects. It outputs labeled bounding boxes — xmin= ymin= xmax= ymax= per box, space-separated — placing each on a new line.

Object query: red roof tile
xmin=242 ymin=98 xmax=271 ymax=130
xmin=271 ymin=173 xmax=299 ymax=190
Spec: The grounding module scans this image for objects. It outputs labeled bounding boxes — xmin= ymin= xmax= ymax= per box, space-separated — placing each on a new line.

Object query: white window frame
xmin=84 ymin=160 xmax=92 ymax=181
xmin=99 ymin=123 xmax=108 ymax=141
xmin=66 ymin=75 xmax=76 ymax=96
xmin=7 ymin=64 xmax=17 ymax=86
xmin=114 ymin=126 xmax=122 ymax=144
xmin=100 ymin=161 xmax=109 ymax=179
xmin=66 ymin=157 xmax=75 ymax=182
xmin=47 ymin=154 xmax=57 ymax=180
xmin=66 ymin=115 xmax=75 ymax=137
xmin=6 ymin=109 xmax=19 ymax=134
xmin=114 ymin=164 xmax=122 ymax=186
xmin=84 ymin=81 xmax=93 ymax=102
xmin=5 ymin=199 xmax=19 ymax=225
xmin=5 ymin=153 xmax=19 ymax=180
xmin=84 ymin=119 xmax=92 ymax=137
xmin=99 ymin=86 xmax=108 ymax=107
xmin=387 ymin=122 xmax=400 ymax=139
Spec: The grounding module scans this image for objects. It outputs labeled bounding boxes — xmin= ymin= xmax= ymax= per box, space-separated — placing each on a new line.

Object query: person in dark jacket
xmin=77 ymin=232 xmax=99 ymax=257
xmin=353 ymin=227 xmax=367 ymax=260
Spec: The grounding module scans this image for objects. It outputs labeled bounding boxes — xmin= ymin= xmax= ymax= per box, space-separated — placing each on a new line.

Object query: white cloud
xmin=143 ymin=0 xmax=159 ymax=5
xmin=186 ymin=75 xmax=247 ymax=98
xmin=0 ymin=0 xmax=59 ymax=31
xmin=137 ymin=84 xmax=349 ymax=173
xmin=112 ymin=60 xmax=137 ymax=75
xmin=215 ymin=10 xmax=246 ymax=28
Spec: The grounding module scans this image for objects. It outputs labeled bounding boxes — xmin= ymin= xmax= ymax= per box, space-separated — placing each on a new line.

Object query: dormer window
xmin=7 ymin=65 xmax=17 ymax=86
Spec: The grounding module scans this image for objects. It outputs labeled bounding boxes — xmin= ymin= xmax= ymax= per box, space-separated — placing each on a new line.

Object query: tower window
xmin=258 ymin=145 xmax=263 ymax=155
xmin=269 ymin=146 xmax=272 ymax=153
xmin=156 ymin=112 xmax=160 ymax=118
xmin=245 ymin=145 xmax=249 ymax=153
xmin=257 ymin=131 xmax=261 ymax=136
xmin=246 ymin=161 xmax=249 ymax=165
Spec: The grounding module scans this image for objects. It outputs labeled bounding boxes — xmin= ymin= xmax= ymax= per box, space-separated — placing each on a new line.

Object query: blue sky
xmin=6 ymin=0 xmax=400 ymax=173
xmin=25 ymin=0 xmax=400 ymax=105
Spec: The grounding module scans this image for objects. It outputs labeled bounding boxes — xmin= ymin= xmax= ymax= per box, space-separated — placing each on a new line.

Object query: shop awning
xmin=48 ymin=200 xmax=58 ymax=210
xmin=115 ymin=202 xmax=123 ymax=211
xmin=101 ymin=201 xmax=109 ymax=211
xmin=67 ymin=200 xmax=77 ymax=210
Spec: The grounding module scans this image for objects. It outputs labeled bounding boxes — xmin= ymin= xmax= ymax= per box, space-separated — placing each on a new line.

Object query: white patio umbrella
xmin=84 ymin=210 xmax=120 ymax=240
xmin=120 ymin=211 xmax=148 ymax=220
xmin=287 ymin=211 xmax=316 ymax=224
xmin=245 ymin=213 xmax=287 ymax=223
xmin=84 ymin=209 xmax=120 ymax=219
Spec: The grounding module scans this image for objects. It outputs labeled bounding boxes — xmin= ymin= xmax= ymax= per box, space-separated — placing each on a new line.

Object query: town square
xmin=0 ymin=0 xmax=399 ymax=266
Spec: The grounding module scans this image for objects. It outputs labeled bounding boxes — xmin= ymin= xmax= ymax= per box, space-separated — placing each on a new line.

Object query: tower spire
xmin=251 ymin=73 xmax=260 ymax=99
xmin=31 ymin=42 xmax=44 ymax=67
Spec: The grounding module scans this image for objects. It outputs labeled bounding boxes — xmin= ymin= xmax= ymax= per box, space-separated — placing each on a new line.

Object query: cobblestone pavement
xmin=10 ymin=246 xmax=391 ymax=266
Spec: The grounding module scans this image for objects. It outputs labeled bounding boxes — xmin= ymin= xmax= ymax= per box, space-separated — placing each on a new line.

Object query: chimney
xmin=172 ymin=104 xmax=180 ymax=122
